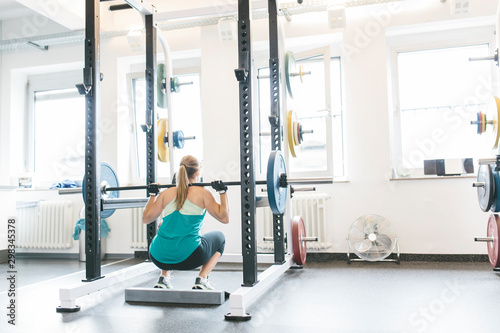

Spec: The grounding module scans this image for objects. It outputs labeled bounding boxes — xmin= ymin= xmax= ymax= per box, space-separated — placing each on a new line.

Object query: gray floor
xmin=1 ymin=258 xmax=500 ymax=332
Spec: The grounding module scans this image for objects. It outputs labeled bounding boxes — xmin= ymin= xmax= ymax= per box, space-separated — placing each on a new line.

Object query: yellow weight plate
xmin=287 ymin=110 xmax=300 ymax=157
xmin=486 ymin=96 xmax=500 ymax=149
xmin=293 ymin=121 xmax=300 ymax=146
xmin=157 ymin=118 xmax=169 ymax=163
xmin=299 ymin=65 xmax=305 ymax=83
xmin=287 ymin=110 xmax=297 ymax=157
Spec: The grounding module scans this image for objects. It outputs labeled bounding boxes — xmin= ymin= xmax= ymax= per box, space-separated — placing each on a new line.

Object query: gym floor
xmin=1 ymin=258 xmax=499 ymax=333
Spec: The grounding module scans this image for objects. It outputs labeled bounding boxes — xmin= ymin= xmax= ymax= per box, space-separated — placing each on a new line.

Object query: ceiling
xmin=0 ymin=0 xmax=34 ymax=21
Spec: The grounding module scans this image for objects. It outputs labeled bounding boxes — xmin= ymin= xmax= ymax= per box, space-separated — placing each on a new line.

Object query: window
xmin=257 ymin=48 xmax=346 ymax=180
xmin=388 ymin=26 xmax=496 ymax=178
xmin=132 ymin=72 xmax=203 ymax=180
xmin=33 ymin=89 xmax=85 ymax=184
xmin=26 ymin=71 xmax=84 ymax=187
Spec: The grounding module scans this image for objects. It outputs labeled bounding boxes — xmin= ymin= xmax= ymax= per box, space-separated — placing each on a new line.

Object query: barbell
xmin=68 ymin=150 xmax=333 ymax=218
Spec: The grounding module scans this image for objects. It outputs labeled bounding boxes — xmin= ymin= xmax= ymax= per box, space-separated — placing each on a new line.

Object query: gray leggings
xmin=150 ymin=231 xmax=225 ymax=271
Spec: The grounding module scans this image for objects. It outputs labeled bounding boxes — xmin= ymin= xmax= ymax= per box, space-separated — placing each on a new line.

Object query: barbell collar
xmin=289 ymin=71 xmax=312 ymax=77
xmin=177 ymin=81 xmax=194 ymax=86
xmin=474 ymin=237 xmax=495 ymax=242
xmin=287 ymin=177 xmax=333 ymax=185
xmin=292 ymin=187 xmax=316 ymax=192
xmin=58 ymin=188 xmax=83 ymax=195
xmin=102 ymin=198 xmax=149 ymax=210
xmin=469 ymin=55 xmax=498 ymax=62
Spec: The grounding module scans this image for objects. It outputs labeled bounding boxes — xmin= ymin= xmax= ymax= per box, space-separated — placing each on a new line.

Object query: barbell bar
xmin=104 ymin=177 xmax=331 ymax=193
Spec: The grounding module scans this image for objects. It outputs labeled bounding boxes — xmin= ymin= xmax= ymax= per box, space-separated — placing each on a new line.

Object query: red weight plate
xmin=292 ymin=216 xmax=307 ymax=265
xmin=487 ymin=214 xmax=500 ymax=268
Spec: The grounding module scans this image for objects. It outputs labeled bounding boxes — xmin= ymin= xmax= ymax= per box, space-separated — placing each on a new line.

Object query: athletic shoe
xmin=154 ymin=276 xmax=173 ymax=289
xmin=192 ymin=277 xmax=215 ymax=290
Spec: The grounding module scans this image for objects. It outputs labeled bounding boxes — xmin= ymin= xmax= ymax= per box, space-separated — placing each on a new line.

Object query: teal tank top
xmin=149 ymin=198 xmax=206 ymax=264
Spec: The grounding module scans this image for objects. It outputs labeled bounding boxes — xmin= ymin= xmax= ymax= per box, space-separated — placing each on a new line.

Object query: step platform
xmin=125 ymin=287 xmax=229 ymax=305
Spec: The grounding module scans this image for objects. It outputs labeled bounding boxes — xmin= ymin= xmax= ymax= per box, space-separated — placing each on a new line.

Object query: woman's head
xmin=175 ymin=155 xmax=200 ymax=210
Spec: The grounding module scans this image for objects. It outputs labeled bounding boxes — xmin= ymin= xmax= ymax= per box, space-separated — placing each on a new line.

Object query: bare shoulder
xmin=161 ymin=187 xmax=177 ymax=204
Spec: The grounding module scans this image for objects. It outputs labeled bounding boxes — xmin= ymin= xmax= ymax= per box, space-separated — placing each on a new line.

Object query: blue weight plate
xmin=267 ymin=151 xmax=287 ymax=215
xmin=173 ymin=130 xmax=185 ymax=149
xmin=82 ymin=162 xmax=120 ymax=219
xmin=492 ymin=169 xmax=500 ymax=212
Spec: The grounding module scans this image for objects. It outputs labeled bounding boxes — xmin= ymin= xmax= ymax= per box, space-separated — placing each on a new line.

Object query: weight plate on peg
xmin=487 ymin=214 xmax=500 ymax=268
xmin=485 ymin=96 xmax=500 ymax=149
xmin=171 ymin=77 xmax=180 ymax=93
xmin=287 ymin=110 xmax=299 ymax=157
xmin=296 ymin=122 xmax=302 ymax=144
xmin=285 ymin=51 xmax=297 ymax=98
xmin=157 ymin=64 xmax=168 ymax=109
xmin=476 ymin=164 xmax=495 ymax=212
xmin=267 ymin=151 xmax=287 ymax=215
xmin=292 ymin=216 xmax=307 ymax=265
xmin=293 ymin=121 xmax=299 ymax=146
xmin=299 ymin=65 xmax=305 ymax=83
xmin=157 ymin=118 xmax=169 ymax=163
xmin=492 ymin=171 xmax=500 ymax=212
xmin=82 ymin=162 xmax=120 ymax=219
xmin=173 ymin=130 xmax=185 ymax=149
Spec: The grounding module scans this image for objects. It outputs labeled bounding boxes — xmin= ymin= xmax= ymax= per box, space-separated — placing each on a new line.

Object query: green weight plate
xmin=492 ymin=171 xmax=500 ymax=213
xmin=477 ymin=164 xmax=495 ymax=212
xmin=285 ymin=51 xmax=296 ymax=99
xmin=157 ymin=63 xmax=168 ymax=109
xmin=267 ymin=150 xmax=287 ymax=215
xmin=82 ymin=162 xmax=120 ymax=219
xmin=171 ymin=77 xmax=180 ymax=93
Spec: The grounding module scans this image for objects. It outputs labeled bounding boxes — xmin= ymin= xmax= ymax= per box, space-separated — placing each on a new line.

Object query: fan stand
xmin=346 ymin=237 xmax=400 ymax=264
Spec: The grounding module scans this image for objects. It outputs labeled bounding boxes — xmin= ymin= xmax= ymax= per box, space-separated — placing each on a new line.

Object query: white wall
xmin=0 ymin=0 xmax=497 ymax=256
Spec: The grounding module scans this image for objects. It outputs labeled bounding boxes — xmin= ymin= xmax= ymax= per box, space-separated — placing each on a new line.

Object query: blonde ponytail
xmin=175 ymin=155 xmax=200 ymax=210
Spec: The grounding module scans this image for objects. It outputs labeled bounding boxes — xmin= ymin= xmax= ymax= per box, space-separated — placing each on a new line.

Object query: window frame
xmin=255 ymin=45 xmax=347 ymax=181
xmin=26 ymin=70 xmax=83 ymax=186
xmin=127 ymin=66 xmax=203 ymax=184
xmin=387 ymin=24 xmax=497 ymax=179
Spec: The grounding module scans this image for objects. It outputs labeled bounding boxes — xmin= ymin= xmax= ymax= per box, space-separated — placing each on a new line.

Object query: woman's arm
xmin=142 ymin=191 xmax=166 ymax=224
xmin=203 ymin=188 xmax=229 ymax=224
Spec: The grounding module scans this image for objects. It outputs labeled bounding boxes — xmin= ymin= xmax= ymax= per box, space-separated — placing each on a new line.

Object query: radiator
xmin=257 ymin=192 xmax=331 ymax=251
xmin=131 ymin=207 xmax=148 ymax=249
xmin=16 ymin=200 xmax=73 ymax=249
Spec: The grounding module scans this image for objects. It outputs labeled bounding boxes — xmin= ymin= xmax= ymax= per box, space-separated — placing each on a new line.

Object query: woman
xmin=142 ymin=155 xmax=229 ymax=290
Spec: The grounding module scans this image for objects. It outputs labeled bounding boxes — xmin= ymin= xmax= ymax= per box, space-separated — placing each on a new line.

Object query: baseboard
xmin=15 ymin=251 xmax=489 ymax=263
xmin=306 ymin=252 xmax=489 ymax=263
xmin=16 ymin=253 xmax=134 ymax=260
xmin=136 ymin=250 xmax=489 ymax=263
